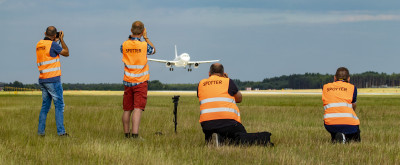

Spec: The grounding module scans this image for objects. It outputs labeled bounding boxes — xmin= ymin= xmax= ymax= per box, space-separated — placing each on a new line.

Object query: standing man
xmin=322 ymin=67 xmax=360 ymax=143
xmin=121 ymin=21 xmax=156 ymax=138
xmin=36 ymin=26 xmax=69 ymax=136
xmin=197 ymin=63 xmax=273 ymax=146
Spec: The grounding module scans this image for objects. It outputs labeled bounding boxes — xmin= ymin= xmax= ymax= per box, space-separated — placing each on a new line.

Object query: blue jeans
xmin=38 ymin=82 xmax=66 ymax=135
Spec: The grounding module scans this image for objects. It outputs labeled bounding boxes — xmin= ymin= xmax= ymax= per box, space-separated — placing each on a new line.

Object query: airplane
xmin=148 ymin=45 xmax=219 ymax=72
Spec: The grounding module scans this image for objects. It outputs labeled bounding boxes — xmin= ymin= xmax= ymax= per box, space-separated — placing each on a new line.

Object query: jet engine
xmin=166 ymin=62 xmax=172 ymax=67
xmin=194 ymin=63 xmax=199 ymax=68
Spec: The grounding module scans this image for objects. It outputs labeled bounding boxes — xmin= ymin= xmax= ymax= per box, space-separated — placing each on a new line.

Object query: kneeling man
xmin=197 ymin=63 xmax=273 ymax=146
xmin=322 ymin=67 xmax=361 ymax=143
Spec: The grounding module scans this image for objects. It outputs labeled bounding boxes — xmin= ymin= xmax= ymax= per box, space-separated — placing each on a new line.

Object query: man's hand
xmin=143 ymin=28 xmax=147 ymax=39
xmin=58 ymin=31 xmax=69 ymax=57
xmin=59 ymin=31 xmax=64 ymax=41
xmin=223 ymin=73 xmax=229 ymax=78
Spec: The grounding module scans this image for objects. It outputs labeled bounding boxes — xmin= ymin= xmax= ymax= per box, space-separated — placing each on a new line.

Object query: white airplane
xmin=148 ymin=45 xmax=219 ymax=72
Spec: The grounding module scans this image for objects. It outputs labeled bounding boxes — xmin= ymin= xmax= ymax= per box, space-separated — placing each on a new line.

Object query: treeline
xmin=1 ymin=81 xmax=197 ymax=91
xmin=234 ymin=71 xmax=400 ymax=89
xmin=2 ymin=71 xmax=400 ymax=91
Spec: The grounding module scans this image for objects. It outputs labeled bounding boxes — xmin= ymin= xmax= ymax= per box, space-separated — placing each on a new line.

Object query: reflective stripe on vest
xmin=200 ymin=107 xmax=240 ymax=116
xmin=39 ymin=67 xmax=61 ymax=74
xmin=200 ymin=97 xmax=236 ymax=105
xmin=124 ymin=71 xmax=149 ymax=78
xmin=324 ymin=102 xmax=352 ymax=110
xmin=125 ymin=63 xmax=146 ymax=69
xmin=37 ymin=58 xmax=60 ymax=67
xmin=324 ymin=113 xmax=359 ymax=120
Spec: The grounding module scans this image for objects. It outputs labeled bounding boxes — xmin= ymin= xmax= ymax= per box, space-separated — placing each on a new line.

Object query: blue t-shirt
xmin=38 ymin=37 xmax=63 ymax=84
xmin=120 ymin=37 xmax=155 ymax=87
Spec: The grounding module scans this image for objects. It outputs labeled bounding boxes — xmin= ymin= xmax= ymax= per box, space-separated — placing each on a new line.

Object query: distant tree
xmin=9 ymin=81 xmax=24 ymax=88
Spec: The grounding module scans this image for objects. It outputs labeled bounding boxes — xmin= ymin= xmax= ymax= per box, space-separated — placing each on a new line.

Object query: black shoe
xmin=265 ymin=141 xmax=274 ymax=147
xmin=59 ymin=133 xmax=69 ymax=137
xmin=334 ymin=133 xmax=346 ymax=144
xmin=125 ymin=133 xmax=130 ymax=138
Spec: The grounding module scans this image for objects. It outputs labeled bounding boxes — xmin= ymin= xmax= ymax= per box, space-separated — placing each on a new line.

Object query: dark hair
xmin=335 ymin=67 xmax=350 ymax=82
xmin=131 ymin=21 xmax=144 ymax=35
xmin=45 ymin=26 xmax=57 ymax=36
xmin=210 ymin=63 xmax=224 ymax=75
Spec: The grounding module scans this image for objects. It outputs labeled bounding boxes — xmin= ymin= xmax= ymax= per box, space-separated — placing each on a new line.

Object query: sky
xmin=0 ymin=0 xmax=399 ymax=84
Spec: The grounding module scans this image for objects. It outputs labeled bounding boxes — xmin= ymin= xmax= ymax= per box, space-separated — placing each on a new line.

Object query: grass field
xmin=0 ymin=91 xmax=399 ymax=164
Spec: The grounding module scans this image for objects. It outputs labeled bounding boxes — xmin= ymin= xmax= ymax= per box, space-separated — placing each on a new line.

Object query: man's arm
xmin=143 ymin=28 xmax=156 ymax=54
xmin=234 ymin=91 xmax=242 ymax=103
xmin=352 ymin=86 xmax=357 ymax=111
xmin=227 ymin=77 xmax=242 ymax=103
xmin=58 ymin=31 xmax=69 ymax=57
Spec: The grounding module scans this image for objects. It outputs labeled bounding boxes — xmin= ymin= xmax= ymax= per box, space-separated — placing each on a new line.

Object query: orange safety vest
xmin=198 ymin=75 xmax=241 ymax=123
xmin=122 ymin=40 xmax=149 ymax=83
xmin=36 ymin=40 xmax=61 ymax=79
xmin=322 ymin=81 xmax=359 ymax=125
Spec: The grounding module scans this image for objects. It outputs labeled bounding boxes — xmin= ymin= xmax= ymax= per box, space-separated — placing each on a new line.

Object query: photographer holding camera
xmin=36 ymin=26 xmax=69 ymax=136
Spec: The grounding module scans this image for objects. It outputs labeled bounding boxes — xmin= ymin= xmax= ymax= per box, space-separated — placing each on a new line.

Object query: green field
xmin=0 ymin=93 xmax=399 ymax=164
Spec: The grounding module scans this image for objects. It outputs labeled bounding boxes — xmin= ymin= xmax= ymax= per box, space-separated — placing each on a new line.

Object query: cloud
xmin=341 ymin=14 xmax=400 ymax=22
xmin=142 ymin=8 xmax=400 ymax=27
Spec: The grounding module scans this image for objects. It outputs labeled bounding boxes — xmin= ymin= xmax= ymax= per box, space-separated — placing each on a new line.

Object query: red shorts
xmin=123 ymin=82 xmax=148 ymax=111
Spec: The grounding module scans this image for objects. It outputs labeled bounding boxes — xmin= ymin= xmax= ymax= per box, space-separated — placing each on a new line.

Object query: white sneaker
xmin=335 ymin=133 xmax=346 ymax=144
xmin=211 ymin=133 xmax=220 ymax=147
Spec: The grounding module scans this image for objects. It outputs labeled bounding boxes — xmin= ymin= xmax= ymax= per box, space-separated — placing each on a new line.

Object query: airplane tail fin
xmin=175 ymin=45 xmax=178 ymax=59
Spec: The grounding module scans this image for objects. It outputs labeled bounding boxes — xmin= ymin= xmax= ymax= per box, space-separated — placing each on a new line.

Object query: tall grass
xmin=0 ymin=94 xmax=399 ymax=164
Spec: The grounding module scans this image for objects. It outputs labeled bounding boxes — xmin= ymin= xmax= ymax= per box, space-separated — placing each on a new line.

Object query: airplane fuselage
xmin=174 ymin=53 xmax=190 ymax=67
xmin=147 ymin=45 xmax=219 ymax=72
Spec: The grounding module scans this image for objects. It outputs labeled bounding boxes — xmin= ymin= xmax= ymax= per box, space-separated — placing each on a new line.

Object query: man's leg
xmin=122 ymin=85 xmax=134 ymax=137
xmin=346 ymin=129 xmax=361 ymax=142
xmin=217 ymin=123 xmax=247 ymax=144
xmin=202 ymin=129 xmax=214 ymax=143
xmin=131 ymin=108 xmax=143 ymax=136
xmin=226 ymin=123 xmax=273 ymax=146
xmin=38 ymin=83 xmax=52 ymax=135
xmin=330 ymin=132 xmax=336 ymax=143
xmin=50 ymin=82 xmax=66 ymax=135
xmin=122 ymin=110 xmax=132 ymax=137
xmin=131 ymin=82 xmax=147 ymax=138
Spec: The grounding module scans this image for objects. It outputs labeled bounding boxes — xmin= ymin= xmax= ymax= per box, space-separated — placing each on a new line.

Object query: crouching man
xmin=322 ymin=67 xmax=361 ymax=143
xmin=197 ymin=63 xmax=274 ymax=146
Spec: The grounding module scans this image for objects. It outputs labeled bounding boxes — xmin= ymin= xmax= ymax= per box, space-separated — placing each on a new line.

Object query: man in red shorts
xmin=120 ymin=21 xmax=156 ymax=138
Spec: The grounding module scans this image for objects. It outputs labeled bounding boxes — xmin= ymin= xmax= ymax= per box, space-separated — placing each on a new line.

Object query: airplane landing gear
xmin=188 ymin=68 xmax=192 ymax=72
xmin=169 ymin=68 xmax=174 ymax=71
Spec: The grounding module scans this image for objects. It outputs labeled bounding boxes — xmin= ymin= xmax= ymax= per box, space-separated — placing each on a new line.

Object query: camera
xmin=56 ymin=32 xmax=61 ymax=38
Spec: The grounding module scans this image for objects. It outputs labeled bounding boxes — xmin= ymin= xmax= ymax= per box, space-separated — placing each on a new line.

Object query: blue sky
xmin=1 ymin=0 xmax=399 ymax=84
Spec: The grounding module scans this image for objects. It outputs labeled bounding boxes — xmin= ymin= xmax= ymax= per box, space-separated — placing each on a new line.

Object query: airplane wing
xmin=188 ymin=60 xmax=220 ymax=64
xmin=148 ymin=58 xmax=180 ymax=68
xmin=148 ymin=58 xmax=177 ymax=64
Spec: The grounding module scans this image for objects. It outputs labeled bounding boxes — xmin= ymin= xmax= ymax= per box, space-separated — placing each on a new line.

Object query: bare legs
xmin=122 ymin=108 xmax=143 ymax=135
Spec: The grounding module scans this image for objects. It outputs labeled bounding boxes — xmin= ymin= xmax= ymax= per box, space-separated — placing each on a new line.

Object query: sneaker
xmin=334 ymin=133 xmax=346 ymax=144
xmin=132 ymin=136 xmax=145 ymax=141
xmin=59 ymin=133 xmax=69 ymax=137
xmin=211 ymin=133 xmax=220 ymax=147
xmin=131 ymin=134 xmax=145 ymax=141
